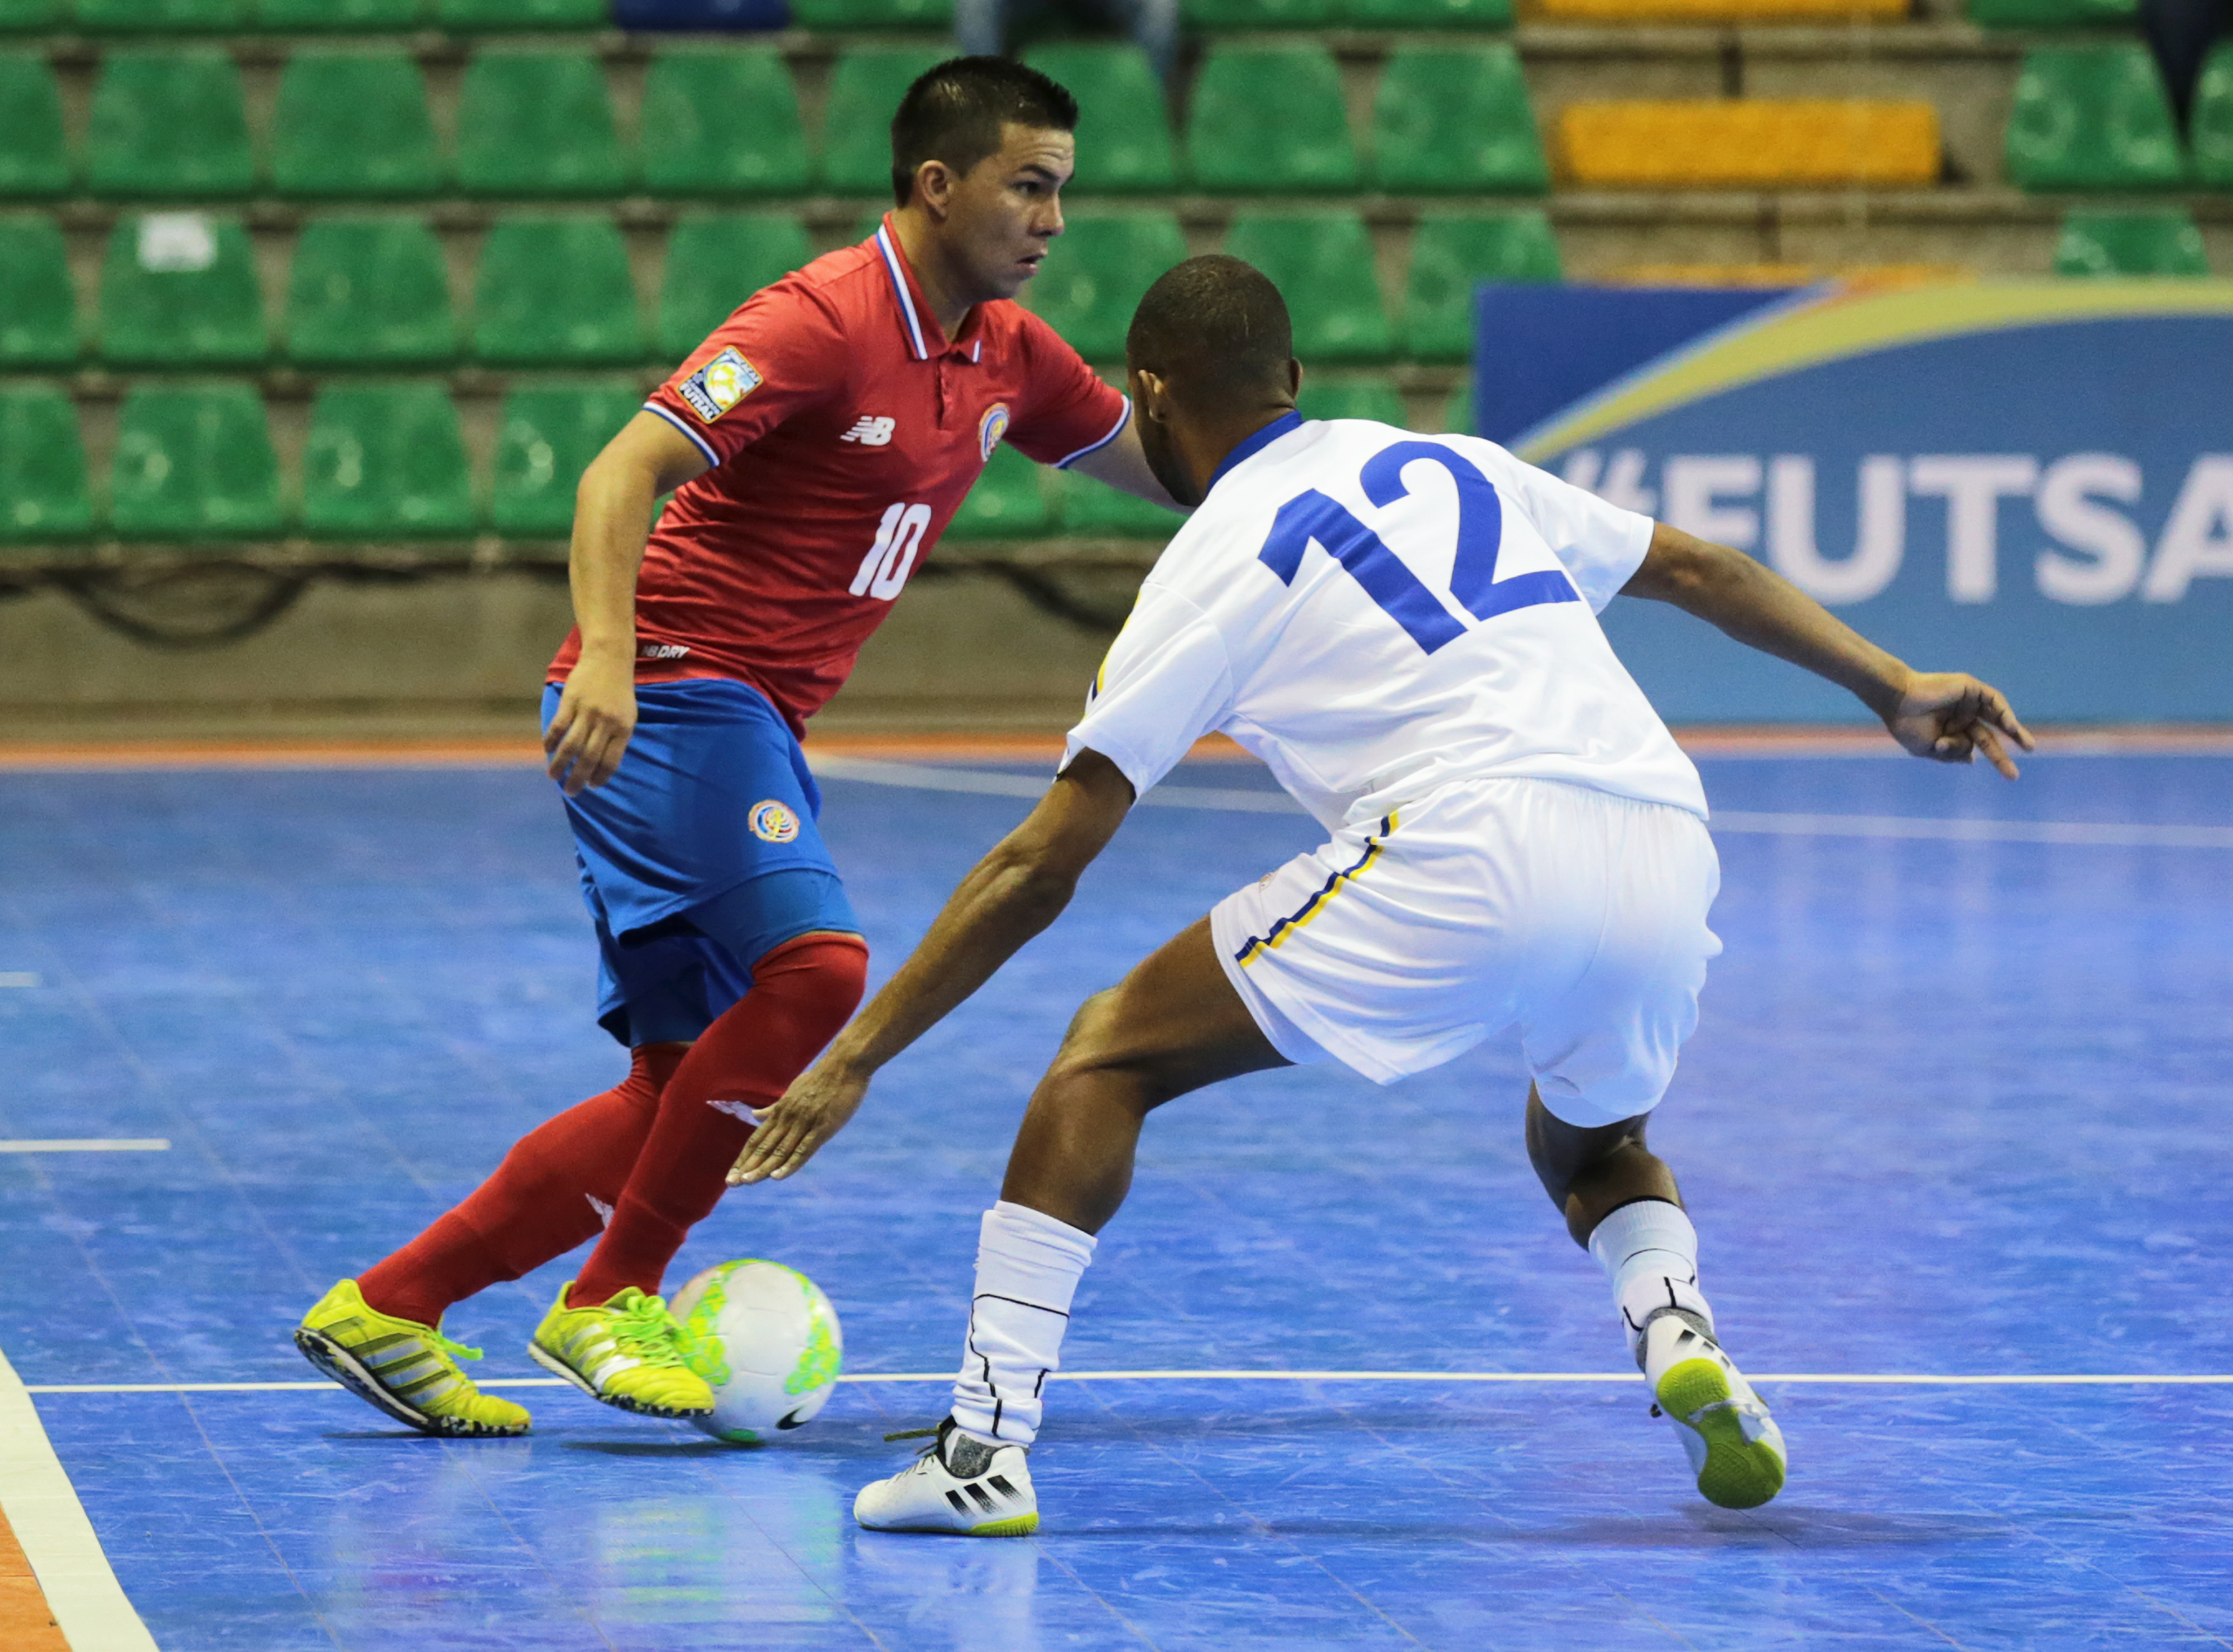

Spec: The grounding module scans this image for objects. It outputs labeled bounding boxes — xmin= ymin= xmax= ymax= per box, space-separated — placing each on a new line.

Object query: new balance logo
xmin=586 ymin=1194 xmax=614 ymax=1227
xmin=841 ymin=416 xmax=896 ymax=446
xmin=707 ymin=1098 xmax=764 ymax=1125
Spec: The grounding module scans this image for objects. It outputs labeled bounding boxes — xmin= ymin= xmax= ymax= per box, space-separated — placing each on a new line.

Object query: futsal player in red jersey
xmin=295 ymin=58 xmax=1181 ymax=1436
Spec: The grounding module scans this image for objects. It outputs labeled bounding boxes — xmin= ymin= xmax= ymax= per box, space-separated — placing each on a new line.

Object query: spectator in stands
xmin=2140 ymin=0 xmax=2228 ymax=136
xmin=956 ymin=0 xmax=1178 ymax=87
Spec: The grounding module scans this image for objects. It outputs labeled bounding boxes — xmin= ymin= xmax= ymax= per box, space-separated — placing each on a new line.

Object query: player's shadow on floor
xmin=563 ymin=1438 xmax=752 ymax=1458
xmin=1057 ymin=1508 xmax=2005 ymax=1548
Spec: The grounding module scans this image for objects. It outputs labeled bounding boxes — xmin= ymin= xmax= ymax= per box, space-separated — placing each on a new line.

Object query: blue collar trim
xmin=1205 ymin=410 xmax=1304 ymax=496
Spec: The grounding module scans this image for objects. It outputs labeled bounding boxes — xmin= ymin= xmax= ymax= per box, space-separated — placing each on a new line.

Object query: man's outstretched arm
xmin=1622 ymin=521 xmax=2036 ymax=778
xmin=727 ymin=750 xmax=1139 ymax=1185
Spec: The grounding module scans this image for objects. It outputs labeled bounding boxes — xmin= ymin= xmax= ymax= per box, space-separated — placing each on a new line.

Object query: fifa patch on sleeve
xmin=677 ymin=348 xmax=763 ymax=424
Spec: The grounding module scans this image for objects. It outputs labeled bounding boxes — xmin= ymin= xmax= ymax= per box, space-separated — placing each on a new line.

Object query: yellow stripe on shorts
xmin=1233 ymin=811 xmax=1398 ymax=967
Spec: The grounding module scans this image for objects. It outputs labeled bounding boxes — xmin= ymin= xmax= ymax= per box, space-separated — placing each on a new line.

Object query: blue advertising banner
xmin=1475 ymin=282 xmax=2233 ymax=723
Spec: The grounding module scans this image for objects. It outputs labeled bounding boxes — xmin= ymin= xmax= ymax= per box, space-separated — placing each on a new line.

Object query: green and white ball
xmin=671 ymin=1260 xmax=843 ymax=1443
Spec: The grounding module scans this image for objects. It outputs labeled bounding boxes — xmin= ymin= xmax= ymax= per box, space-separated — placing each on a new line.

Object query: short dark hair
xmin=889 ymin=56 xmax=1079 ymax=208
xmin=1126 ymin=255 xmax=1295 ymax=409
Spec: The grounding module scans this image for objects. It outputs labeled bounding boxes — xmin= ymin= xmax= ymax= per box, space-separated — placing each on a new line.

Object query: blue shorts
xmin=544 ymin=678 xmax=862 ymax=1048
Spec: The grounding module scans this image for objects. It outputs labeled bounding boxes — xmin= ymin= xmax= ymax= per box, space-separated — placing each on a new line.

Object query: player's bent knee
xmin=1044 ymin=985 xmax=1189 ymax=1108
xmin=687 ymin=934 xmax=869 ymax=1092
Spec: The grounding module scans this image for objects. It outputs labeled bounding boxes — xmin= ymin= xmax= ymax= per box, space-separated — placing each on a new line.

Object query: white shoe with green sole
xmin=855 ymin=1418 xmax=1038 ymax=1536
xmin=1643 ymin=1312 xmax=1786 ymax=1510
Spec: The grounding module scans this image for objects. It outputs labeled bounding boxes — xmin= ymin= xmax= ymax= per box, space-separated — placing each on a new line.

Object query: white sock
xmin=950 ymin=1200 xmax=1096 ymax=1448
xmin=1588 ymin=1198 xmax=1713 ymax=1361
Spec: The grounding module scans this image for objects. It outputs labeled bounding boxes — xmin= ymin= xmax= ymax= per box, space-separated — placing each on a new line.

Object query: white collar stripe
xmin=875 ymin=225 xmax=931 ymax=362
xmin=642 ymin=400 xmax=720 ymax=469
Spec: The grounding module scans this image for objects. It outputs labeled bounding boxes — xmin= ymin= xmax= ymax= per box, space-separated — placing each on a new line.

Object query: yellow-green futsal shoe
xmin=528 ymin=1282 xmax=715 ymax=1419
xmin=1643 ymin=1313 xmax=1787 ymax=1510
xmin=295 ymin=1279 xmax=531 ymax=1438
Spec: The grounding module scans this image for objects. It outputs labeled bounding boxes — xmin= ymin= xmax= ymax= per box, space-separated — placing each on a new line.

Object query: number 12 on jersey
xmin=1257 ymin=440 xmax=1578 ymax=655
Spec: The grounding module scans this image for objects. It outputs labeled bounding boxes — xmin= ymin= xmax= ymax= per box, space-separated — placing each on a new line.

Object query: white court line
xmin=25 ymin=1370 xmax=2233 ymax=1395
xmin=0 ymin=1342 xmax=160 ymax=1651
xmin=808 ymin=757 xmax=2233 ymax=848
xmin=0 ymin=971 xmax=40 ymax=988
xmin=0 ymin=1140 xmax=171 ymax=1155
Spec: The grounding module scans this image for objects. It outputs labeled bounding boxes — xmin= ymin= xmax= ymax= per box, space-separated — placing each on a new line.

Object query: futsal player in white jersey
xmin=730 ymin=256 xmax=2034 ymax=1535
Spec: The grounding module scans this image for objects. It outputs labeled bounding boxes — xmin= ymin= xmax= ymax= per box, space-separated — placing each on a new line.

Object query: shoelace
xmin=884 ymin=1424 xmax=942 ymax=1461
xmin=430 ymin=1331 xmax=485 ymax=1365
xmin=608 ymin=1293 xmax=690 ymax=1368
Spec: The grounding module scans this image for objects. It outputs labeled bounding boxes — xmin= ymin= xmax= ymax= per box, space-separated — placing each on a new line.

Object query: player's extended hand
xmin=543 ymin=650 xmax=638 ymax=795
xmin=1883 ymin=671 xmax=2035 ymax=780
xmin=726 ymin=1056 xmax=869 ymax=1186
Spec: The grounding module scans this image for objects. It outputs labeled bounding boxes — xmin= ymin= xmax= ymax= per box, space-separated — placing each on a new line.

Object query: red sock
xmin=357 ymin=1044 xmax=687 ymax=1329
xmin=568 ymin=933 xmax=868 ymax=1308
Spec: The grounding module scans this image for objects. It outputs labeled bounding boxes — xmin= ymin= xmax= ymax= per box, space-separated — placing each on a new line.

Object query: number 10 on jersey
xmin=851 ymin=503 xmax=932 ymax=601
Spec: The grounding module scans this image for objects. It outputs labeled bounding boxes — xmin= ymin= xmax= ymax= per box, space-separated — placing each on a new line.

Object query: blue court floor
xmin=2 ymin=747 xmax=2230 ymax=1650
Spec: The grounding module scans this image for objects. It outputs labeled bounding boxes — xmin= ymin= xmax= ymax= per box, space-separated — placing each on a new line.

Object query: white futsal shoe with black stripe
xmin=855 ymin=1418 xmax=1039 ymax=1536
xmin=1642 ymin=1311 xmax=1786 ymax=1509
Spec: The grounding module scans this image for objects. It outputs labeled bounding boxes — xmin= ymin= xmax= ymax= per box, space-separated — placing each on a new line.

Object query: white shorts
xmin=1209 ymin=777 xmax=1722 ymax=1127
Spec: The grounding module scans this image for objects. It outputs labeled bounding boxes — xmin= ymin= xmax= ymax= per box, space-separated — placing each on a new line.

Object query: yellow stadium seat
xmin=1558 ymin=101 xmax=1940 ymax=188
xmin=1533 ymin=0 xmax=1901 ymax=18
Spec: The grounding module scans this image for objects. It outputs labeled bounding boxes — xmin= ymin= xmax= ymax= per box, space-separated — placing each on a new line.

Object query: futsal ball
xmin=670 ymin=1259 xmax=844 ymax=1444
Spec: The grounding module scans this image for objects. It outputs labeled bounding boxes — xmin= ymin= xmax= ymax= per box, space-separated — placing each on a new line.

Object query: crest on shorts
xmin=678 ymin=347 xmax=762 ymax=424
xmin=749 ymin=800 xmax=801 ymax=844
xmin=977 ymin=401 xmax=1011 ymax=463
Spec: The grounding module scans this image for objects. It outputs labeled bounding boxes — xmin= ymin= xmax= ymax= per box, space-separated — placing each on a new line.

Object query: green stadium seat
xmin=1373 ymin=46 xmax=1547 ymax=195
xmin=641 ymin=49 xmax=810 ymax=198
xmin=1441 ymin=374 xmax=1473 ymax=435
xmin=2005 ymin=45 xmax=2186 ymax=191
xmin=0 ymin=216 xmax=77 ymax=367
xmin=303 ymin=382 xmax=476 ymax=539
xmin=851 ymin=204 xmax=892 ymax=244
xmin=1344 ymin=0 xmax=1512 ymax=27
xmin=456 ymin=52 xmax=628 ymax=199
xmin=286 ymin=218 xmax=456 ymax=367
xmin=0 ymin=55 xmax=70 ymax=198
xmin=1298 ymin=374 xmax=1410 ymax=426
xmin=1402 ymin=210 xmax=1560 ymax=362
xmin=110 ymin=383 xmax=282 ymax=540
xmin=492 ymin=381 xmax=640 ymax=537
xmin=2195 ymin=42 xmax=2233 ymax=189
xmin=436 ymin=0 xmax=603 ymax=27
xmin=1183 ymin=0 xmax=1336 ymax=28
xmin=1225 ymin=211 xmax=1391 ymax=361
xmin=0 ymin=0 xmax=68 ymax=30
xmin=272 ymin=53 xmax=443 ymax=200
xmin=75 ymin=0 xmax=248 ymax=27
xmin=1187 ymin=46 xmax=1358 ymax=194
xmin=475 ymin=215 xmax=642 ymax=365
xmin=100 ymin=214 xmax=265 ymax=367
xmin=658 ymin=212 xmax=812 ymax=362
xmin=0 ymin=386 xmax=94 ymax=544
xmin=787 ymin=0 xmax=952 ymax=27
xmin=1968 ymin=0 xmax=2134 ymax=27
xmin=950 ymin=441 xmax=1058 ymax=538
xmin=257 ymin=0 xmax=425 ymax=26
xmin=1062 ymin=467 xmax=1182 ymax=536
xmin=1024 ymin=45 xmax=1178 ymax=193
xmin=87 ymin=51 xmax=255 ymax=200
xmin=1027 ymin=210 xmax=1187 ymax=361
xmin=2054 ymin=208 xmax=2209 ymax=275
xmin=823 ymin=49 xmax=950 ymax=196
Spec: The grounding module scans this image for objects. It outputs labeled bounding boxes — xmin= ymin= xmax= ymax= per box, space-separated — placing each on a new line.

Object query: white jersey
xmin=1065 ymin=414 xmax=1707 ymax=830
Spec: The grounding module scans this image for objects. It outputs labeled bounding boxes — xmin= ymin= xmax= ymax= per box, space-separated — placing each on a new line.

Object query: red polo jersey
xmin=547 ymin=215 xmax=1130 ymax=735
